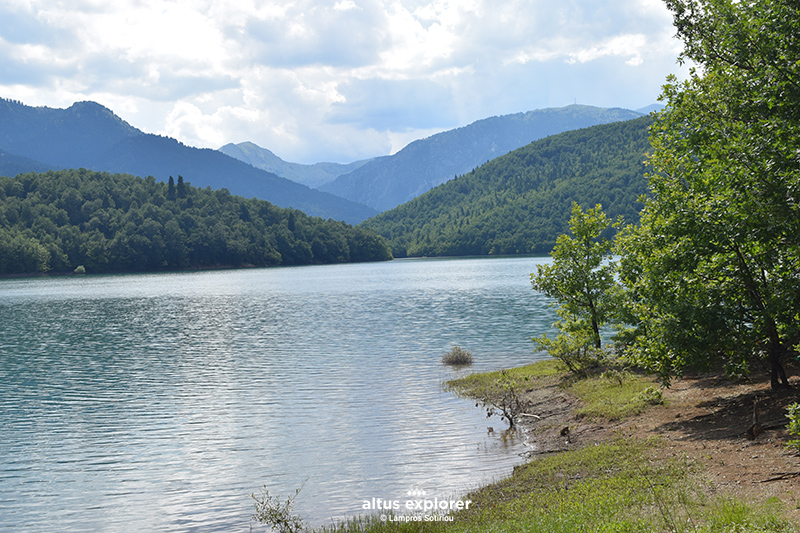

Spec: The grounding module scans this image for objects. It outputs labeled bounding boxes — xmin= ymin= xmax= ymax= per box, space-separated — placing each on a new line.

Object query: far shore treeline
xmin=0 ymin=169 xmax=392 ymax=275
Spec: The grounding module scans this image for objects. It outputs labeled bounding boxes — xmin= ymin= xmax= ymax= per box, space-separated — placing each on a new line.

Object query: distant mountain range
xmin=0 ymin=97 xmax=660 ymax=226
xmin=362 ymin=116 xmax=653 ymax=257
xmin=0 ymin=99 xmax=377 ymax=224
xmin=219 ymin=104 xmax=655 ymax=213
xmin=218 ymin=141 xmax=372 ymax=189
xmin=318 ymin=105 xmax=647 ymax=212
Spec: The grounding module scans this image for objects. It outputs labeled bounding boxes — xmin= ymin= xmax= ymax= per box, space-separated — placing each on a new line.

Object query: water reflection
xmin=0 ymin=256 xmax=556 ymax=531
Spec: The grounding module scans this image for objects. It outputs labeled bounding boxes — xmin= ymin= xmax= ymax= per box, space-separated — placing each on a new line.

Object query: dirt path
xmin=517 ymin=370 xmax=800 ymax=523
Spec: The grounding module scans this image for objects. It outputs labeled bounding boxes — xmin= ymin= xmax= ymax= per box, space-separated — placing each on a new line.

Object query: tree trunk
xmin=769 ymin=346 xmax=790 ymax=390
xmin=588 ymin=299 xmax=601 ymax=349
xmin=768 ymin=328 xmax=791 ymax=390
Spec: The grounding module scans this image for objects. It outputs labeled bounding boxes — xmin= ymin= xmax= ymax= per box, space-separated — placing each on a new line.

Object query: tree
xmin=176 ymin=175 xmax=186 ymax=199
xmin=531 ymin=203 xmax=617 ymax=374
xmin=617 ymin=0 xmax=800 ymax=389
xmin=167 ymin=175 xmax=176 ymax=201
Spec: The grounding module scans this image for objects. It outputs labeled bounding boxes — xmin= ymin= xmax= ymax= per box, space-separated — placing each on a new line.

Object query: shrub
xmin=442 ymin=346 xmax=474 ymax=366
xmin=485 ymin=370 xmax=527 ymax=428
xmin=785 ymin=403 xmax=800 ymax=454
xmin=251 ymin=481 xmax=308 ymax=533
xmin=634 ymin=386 xmax=664 ymax=406
xmin=73 ymin=265 xmax=86 ymax=274
xmin=532 ymin=321 xmax=605 ymax=377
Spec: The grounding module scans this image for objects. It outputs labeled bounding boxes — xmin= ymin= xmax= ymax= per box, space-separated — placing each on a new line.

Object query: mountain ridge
xmin=218 ymin=141 xmax=373 ymax=189
xmin=0 ymin=99 xmax=377 ymax=224
xmin=320 ymin=105 xmax=645 ymax=212
xmin=361 ymin=116 xmax=653 ymax=257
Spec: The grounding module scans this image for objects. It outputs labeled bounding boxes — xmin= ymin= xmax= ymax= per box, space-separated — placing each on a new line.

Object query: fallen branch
xmin=520 ymin=413 xmax=541 ymax=419
xmin=757 ymin=472 xmax=800 ymax=483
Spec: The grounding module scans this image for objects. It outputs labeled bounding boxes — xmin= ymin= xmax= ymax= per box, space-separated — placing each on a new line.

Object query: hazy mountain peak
xmin=218 ymin=141 xmax=373 ymax=189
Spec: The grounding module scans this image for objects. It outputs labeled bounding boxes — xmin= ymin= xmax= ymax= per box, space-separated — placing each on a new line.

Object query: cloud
xmin=240 ymin=1 xmax=389 ymax=68
xmin=328 ymin=78 xmax=458 ymax=131
xmin=0 ymin=0 xmax=687 ymax=164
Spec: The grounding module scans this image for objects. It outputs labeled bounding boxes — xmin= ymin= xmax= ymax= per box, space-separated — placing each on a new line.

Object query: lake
xmin=0 ymin=256 xmax=557 ymax=531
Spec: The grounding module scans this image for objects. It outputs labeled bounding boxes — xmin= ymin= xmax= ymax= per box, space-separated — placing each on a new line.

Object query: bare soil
xmin=517 ymin=367 xmax=800 ymax=524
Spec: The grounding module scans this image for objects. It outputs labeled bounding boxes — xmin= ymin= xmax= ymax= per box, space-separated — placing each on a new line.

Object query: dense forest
xmin=361 ymin=116 xmax=652 ymax=257
xmin=0 ymin=169 xmax=392 ymax=275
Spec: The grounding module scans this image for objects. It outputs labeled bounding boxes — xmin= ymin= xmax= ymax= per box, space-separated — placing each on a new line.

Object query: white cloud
xmin=334 ymin=1 xmax=361 ymax=11
xmin=0 ymin=0 xmax=687 ymax=164
xmin=567 ymin=34 xmax=648 ymax=65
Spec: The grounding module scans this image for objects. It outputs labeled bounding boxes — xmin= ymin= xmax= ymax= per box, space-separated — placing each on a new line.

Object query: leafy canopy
xmin=616 ymin=0 xmax=800 ymax=389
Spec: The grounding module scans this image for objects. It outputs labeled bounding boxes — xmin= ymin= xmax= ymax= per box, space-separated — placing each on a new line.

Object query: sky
xmin=0 ymin=0 xmax=688 ymax=164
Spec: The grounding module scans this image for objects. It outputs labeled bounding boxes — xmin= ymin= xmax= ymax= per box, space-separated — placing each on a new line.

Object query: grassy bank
xmin=256 ymin=360 xmax=799 ymax=532
xmin=315 ymin=439 xmax=791 ymax=533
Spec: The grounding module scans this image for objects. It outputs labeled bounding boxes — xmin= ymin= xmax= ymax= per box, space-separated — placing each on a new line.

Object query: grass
xmin=310 ymin=438 xmax=795 ymax=533
xmin=444 ymin=359 xmax=564 ymax=399
xmin=445 ymin=360 xmax=664 ymax=421
xmin=568 ymin=369 xmax=665 ymax=420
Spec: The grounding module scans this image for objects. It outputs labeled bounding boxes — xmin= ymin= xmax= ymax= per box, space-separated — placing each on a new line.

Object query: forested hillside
xmin=321 ymin=105 xmax=644 ymax=212
xmin=362 ymin=117 xmax=651 ymax=257
xmin=0 ymin=169 xmax=391 ymax=275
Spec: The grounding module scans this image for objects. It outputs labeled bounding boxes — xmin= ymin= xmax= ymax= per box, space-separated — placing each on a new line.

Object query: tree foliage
xmin=615 ymin=0 xmax=800 ymax=389
xmin=0 ymin=169 xmax=392 ymax=275
xmin=362 ymin=117 xmax=651 ymax=257
xmin=531 ymin=203 xmax=617 ymax=375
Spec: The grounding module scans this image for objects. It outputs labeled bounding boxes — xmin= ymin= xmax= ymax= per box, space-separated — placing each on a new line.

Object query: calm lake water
xmin=0 ymin=256 xmax=557 ymax=532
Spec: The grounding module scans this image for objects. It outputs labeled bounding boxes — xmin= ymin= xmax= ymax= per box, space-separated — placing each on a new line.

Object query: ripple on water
xmin=0 ymin=257 xmax=556 ymax=531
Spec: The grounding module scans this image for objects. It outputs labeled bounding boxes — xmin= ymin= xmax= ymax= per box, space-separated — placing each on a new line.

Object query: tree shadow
xmin=655 ymin=376 xmax=797 ymax=442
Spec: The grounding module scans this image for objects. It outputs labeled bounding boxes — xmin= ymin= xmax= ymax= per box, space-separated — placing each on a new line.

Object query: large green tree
xmin=618 ymin=0 xmax=800 ymax=389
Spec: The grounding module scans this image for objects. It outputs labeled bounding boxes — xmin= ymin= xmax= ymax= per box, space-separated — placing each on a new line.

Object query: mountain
xmin=635 ymin=103 xmax=664 ymax=114
xmin=361 ymin=116 xmax=652 ymax=257
xmin=320 ymin=105 xmax=645 ymax=212
xmin=0 ymin=99 xmax=377 ymax=224
xmin=0 ymin=148 xmax=50 ymax=177
xmin=218 ymin=141 xmax=372 ymax=189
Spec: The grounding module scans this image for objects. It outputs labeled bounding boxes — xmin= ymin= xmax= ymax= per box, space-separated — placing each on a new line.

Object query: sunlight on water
xmin=0 ymin=256 xmax=556 ymax=531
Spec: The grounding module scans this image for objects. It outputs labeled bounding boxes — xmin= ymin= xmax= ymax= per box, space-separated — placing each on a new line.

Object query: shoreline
xmin=300 ymin=360 xmax=800 ymax=531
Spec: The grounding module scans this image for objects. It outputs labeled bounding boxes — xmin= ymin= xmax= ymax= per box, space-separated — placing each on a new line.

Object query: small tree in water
xmin=531 ymin=203 xmax=617 ymax=375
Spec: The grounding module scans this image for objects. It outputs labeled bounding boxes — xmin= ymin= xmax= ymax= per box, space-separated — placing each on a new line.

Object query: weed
xmin=251 ymin=479 xmax=308 ymax=533
xmin=441 ymin=346 xmax=474 ymax=366
xmin=785 ymin=403 xmax=800 ymax=454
